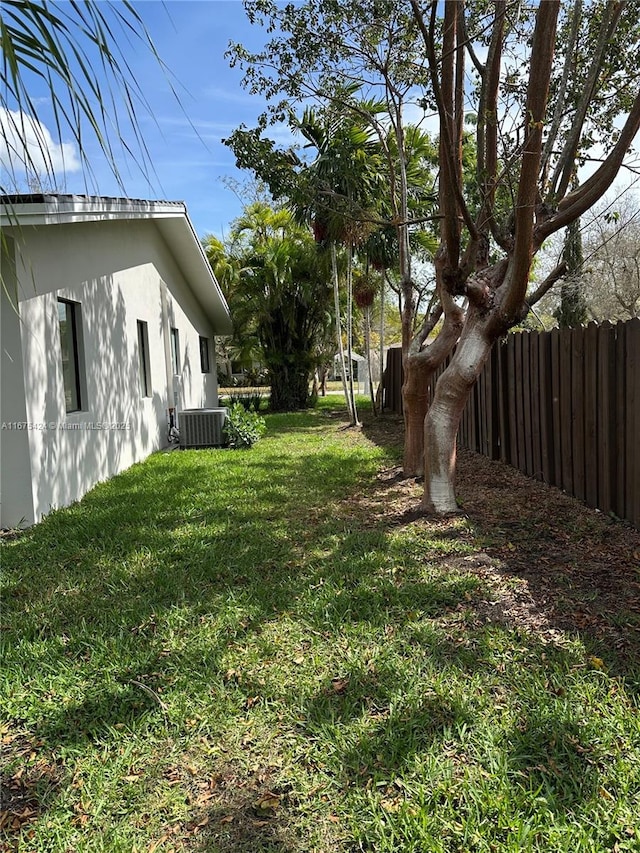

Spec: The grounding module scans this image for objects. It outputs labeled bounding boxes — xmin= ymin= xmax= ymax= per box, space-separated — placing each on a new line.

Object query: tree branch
xmin=536 ymin=89 xmax=640 ymax=243
xmin=527 ymin=260 xmax=568 ymax=307
xmin=501 ymin=1 xmax=560 ymax=322
xmin=548 ymin=0 xmax=626 ymax=202
xmin=540 ymin=0 xmax=582 ymax=193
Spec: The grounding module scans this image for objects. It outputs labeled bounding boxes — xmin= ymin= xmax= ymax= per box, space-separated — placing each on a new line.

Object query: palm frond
xmin=0 ymin=0 xmax=169 ymax=193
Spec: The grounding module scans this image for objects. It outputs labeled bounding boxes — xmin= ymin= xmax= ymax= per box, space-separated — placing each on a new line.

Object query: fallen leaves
xmin=255 ymin=792 xmax=281 ymax=812
xmin=0 ymin=727 xmax=62 ymax=838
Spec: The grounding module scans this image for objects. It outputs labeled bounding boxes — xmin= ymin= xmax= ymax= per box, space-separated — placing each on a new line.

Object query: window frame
xmin=170 ymin=327 xmax=180 ymax=375
xmin=199 ymin=335 xmax=210 ymax=374
xmin=57 ymin=298 xmax=83 ymax=413
xmin=137 ymin=320 xmax=152 ymax=397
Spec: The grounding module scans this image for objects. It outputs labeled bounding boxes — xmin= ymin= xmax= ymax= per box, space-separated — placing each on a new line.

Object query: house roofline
xmin=1 ymin=193 xmax=232 ymax=335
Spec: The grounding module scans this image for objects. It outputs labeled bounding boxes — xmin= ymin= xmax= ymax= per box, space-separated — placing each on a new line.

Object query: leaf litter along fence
xmin=383 ymin=318 xmax=640 ymax=529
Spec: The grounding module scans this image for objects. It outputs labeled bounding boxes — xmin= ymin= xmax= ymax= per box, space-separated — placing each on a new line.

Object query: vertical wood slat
xmin=597 ymin=321 xmax=613 ymax=516
xmin=478 ymin=360 xmax=487 ymax=455
xmin=615 ymin=322 xmax=626 ymax=519
xmin=560 ymin=329 xmax=573 ymax=495
xmin=489 ymin=349 xmax=500 ymax=459
xmin=572 ymin=326 xmax=586 ymax=502
xmin=515 ymin=334 xmax=526 ymax=472
xmin=626 ymin=318 xmax=640 ymax=527
xmin=459 ymin=363 xmax=468 ymax=447
xmin=480 ymin=357 xmax=489 ymax=454
xmin=469 ymin=371 xmax=478 ymax=452
xmin=550 ymin=328 xmax=562 ymax=489
xmin=508 ymin=334 xmax=518 ymax=468
xmin=538 ymin=332 xmax=553 ymax=484
xmin=584 ymin=323 xmax=598 ymax=509
xmin=521 ymin=333 xmax=533 ymax=477
xmin=497 ymin=343 xmax=509 ymax=463
xmin=530 ymin=332 xmax=542 ymax=480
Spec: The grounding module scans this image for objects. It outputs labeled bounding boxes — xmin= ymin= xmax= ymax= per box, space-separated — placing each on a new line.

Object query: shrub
xmin=222 ymin=391 xmax=265 ymax=412
xmin=223 ymin=403 xmax=266 ymax=449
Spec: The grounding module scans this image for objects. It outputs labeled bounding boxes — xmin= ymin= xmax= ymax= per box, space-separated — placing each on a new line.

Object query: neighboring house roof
xmin=0 ymin=193 xmax=232 ymax=335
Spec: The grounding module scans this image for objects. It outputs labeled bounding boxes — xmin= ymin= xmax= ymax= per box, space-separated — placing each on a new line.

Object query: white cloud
xmin=0 ymin=108 xmax=81 ymax=185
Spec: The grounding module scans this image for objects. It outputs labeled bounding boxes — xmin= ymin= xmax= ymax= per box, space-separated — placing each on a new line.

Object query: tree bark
xmin=402 ymin=263 xmax=464 ymax=476
xmin=402 ymin=358 xmax=432 ymax=476
xmin=331 ymin=242 xmax=354 ymax=423
xmin=423 ymin=310 xmax=493 ymax=512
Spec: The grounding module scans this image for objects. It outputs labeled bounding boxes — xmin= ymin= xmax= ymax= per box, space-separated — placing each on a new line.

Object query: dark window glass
xmin=58 ymin=299 xmax=82 ymax=412
xmin=199 ymin=336 xmax=210 ymax=373
xmin=137 ymin=320 xmax=151 ymax=396
xmin=170 ymin=327 xmax=180 ymax=374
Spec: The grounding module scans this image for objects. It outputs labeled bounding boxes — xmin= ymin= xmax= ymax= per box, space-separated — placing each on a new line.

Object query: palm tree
xmin=292 ymin=103 xmax=387 ymax=425
xmin=224 ymin=203 xmax=333 ymax=411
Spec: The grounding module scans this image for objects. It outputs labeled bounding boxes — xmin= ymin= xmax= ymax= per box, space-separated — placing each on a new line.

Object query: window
xmin=170 ymin=327 xmax=180 ymax=374
xmin=199 ymin=336 xmax=210 ymax=373
xmin=58 ymin=299 xmax=83 ymax=412
xmin=137 ymin=320 xmax=151 ymax=397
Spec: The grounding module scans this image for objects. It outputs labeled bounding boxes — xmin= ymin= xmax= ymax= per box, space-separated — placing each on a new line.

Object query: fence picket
xmin=626 ymin=319 xmax=639 ymax=527
xmin=539 ymin=331 xmax=553 ymax=484
xmin=597 ymin=322 xmax=613 ymax=516
xmin=584 ymin=323 xmax=599 ymax=510
xmin=560 ymin=329 xmax=574 ymax=495
xmin=572 ymin=326 xmax=586 ymax=502
xmin=531 ymin=332 xmax=542 ymax=480
xmin=383 ymin=320 xmax=638 ymax=528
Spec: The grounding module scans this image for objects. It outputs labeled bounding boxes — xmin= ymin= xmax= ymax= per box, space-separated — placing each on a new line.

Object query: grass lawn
xmin=2 ymin=398 xmax=639 ymax=852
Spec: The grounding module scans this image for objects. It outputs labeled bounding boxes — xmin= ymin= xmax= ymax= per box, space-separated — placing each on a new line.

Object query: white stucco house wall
xmin=1 ymin=193 xmax=232 ymax=528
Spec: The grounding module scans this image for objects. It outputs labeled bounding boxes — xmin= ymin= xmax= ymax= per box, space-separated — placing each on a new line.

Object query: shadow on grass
xmin=362 ymin=408 xmax=640 ymax=677
xmin=2 ymin=402 xmax=638 ymax=850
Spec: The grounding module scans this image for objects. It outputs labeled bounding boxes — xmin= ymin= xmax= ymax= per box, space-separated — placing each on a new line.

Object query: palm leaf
xmin=0 ymin=0 xmax=170 ymax=193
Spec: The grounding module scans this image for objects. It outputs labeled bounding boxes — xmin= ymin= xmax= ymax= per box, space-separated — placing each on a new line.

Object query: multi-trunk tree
xmin=409 ymin=0 xmax=640 ymax=512
xmin=228 ymin=0 xmax=639 ymax=510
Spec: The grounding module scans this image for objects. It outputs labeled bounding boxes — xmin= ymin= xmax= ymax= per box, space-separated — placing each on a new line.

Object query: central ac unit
xmin=179 ymin=407 xmax=228 ymax=448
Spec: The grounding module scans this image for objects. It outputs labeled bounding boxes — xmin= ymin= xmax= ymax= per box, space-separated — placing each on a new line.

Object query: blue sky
xmin=1 ymin=1 xmax=287 ymax=239
xmin=2 ymin=1 xmax=638 ymax=242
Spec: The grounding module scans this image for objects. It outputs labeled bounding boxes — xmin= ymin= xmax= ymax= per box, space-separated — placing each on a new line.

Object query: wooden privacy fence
xmin=384 ymin=318 xmax=640 ymax=528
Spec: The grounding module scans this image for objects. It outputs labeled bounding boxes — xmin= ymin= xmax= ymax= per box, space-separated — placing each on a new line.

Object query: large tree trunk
xmin=423 ymin=311 xmax=493 ymax=512
xmin=402 ymin=284 xmax=465 ymax=477
xmin=402 ymin=358 xmax=433 ymax=477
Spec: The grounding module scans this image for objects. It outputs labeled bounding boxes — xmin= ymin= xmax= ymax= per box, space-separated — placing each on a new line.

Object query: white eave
xmin=0 ymin=193 xmax=233 ymax=335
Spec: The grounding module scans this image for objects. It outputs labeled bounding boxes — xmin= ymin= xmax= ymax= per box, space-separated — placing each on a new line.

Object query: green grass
xmin=2 ymin=398 xmax=639 ymax=852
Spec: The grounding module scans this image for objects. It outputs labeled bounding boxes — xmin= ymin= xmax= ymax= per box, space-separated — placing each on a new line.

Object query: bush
xmin=223 ymin=391 xmax=265 ymax=412
xmin=223 ymin=403 xmax=266 ymax=449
